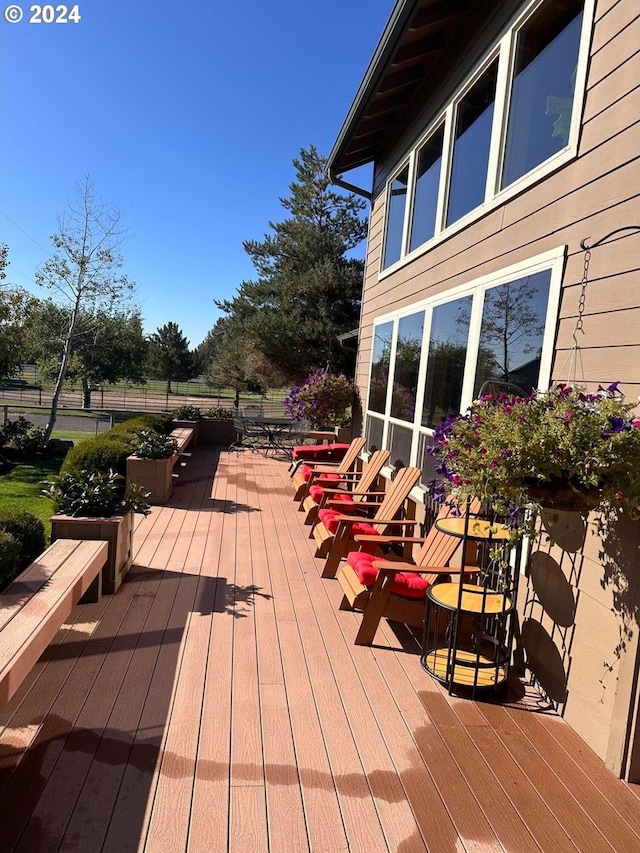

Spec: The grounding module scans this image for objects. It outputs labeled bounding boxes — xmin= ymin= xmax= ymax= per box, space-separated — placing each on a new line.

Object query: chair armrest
xmin=372 ymin=561 xmax=480 ymax=575
xmin=354 ymin=535 xmax=427 ymax=545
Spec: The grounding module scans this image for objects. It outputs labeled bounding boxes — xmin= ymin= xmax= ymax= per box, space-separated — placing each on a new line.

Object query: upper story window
xmin=502 ymin=0 xmax=584 ymax=187
xmin=381 ymin=0 xmax=588 ymax=272
xmin=447 ymin=61 xmax=498 ymax=227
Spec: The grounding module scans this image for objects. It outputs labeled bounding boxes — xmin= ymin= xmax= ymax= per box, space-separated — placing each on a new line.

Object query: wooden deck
xmin=1 ymin=446 xmax=639 ymax=852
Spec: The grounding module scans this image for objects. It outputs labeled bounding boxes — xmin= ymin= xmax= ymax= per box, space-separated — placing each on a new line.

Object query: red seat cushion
xmin=346 ymin=551 xmax=430 ymax=599
xmin=308 ymin=485 xmax=357 ymax=511
xmin=317 ymin=508 xmax=378 ymax=539
xmin=292 ymin=443 xmax=350 ymax=461
xmin=299 ymin=465 xmax=341 ymax=485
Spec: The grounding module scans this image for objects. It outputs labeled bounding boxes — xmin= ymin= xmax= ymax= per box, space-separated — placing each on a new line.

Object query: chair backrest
xmin=336 ymin=436 xmax=367 ymax=474
xmin=371 ymin=466 xmax=422 ymax=535
xmin=350 ymin=449 xmax=390 ymax=498
xmin=415 ymin=498 xmax=483 ymax=580
xmin=244 ymin=404 xmax=263 ymax=417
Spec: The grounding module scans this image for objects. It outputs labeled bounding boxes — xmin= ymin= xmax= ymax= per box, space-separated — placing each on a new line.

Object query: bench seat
xmin=0 ymin=539 xmax=108 ymax=706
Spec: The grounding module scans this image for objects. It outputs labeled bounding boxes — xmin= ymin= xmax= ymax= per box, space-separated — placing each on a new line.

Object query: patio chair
xmin=336 ymin=500 xmax=482 ymax=645
xmin=299 ymin=448 xmax=390 ymax=525
xmin=243 ymin=404 xmax=264 ymax=417
xmin=230 ymin=409 xmax=265 ymax=452
xmin=291 ymin=436 xmax=366 ymax=501
xmin=313 ymin=466 xmax=422 ymax=579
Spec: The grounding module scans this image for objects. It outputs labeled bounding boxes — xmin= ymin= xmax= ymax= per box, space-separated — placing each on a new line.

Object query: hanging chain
xmin=573 ymin=247 xmax=590 ymax=341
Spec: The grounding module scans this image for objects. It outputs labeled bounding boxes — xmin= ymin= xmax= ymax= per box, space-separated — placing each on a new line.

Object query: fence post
xmin=2 ymin=405 xmax=7 ymax=425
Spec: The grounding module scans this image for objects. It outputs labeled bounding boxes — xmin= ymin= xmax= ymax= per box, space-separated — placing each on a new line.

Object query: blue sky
xmin=1 ymin=0 xmax=391 ymax=348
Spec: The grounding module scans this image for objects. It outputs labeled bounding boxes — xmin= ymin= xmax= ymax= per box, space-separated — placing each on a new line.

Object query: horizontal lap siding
xmin=357 ymin=0 xmax=640 ymax=399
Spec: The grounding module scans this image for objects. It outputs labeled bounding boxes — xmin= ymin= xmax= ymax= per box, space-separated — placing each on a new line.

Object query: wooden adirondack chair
xmin=291 ymin=436 xmax=366 ymax=501
xmin=336 ymin=500 xmax=483 ymax=645
xmin=300 ymin=449 xmax=391 ymax=525
xmin=313 ymin=466 xmax=422 ymax=579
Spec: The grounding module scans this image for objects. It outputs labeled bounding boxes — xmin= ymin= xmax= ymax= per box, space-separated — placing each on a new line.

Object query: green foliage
xmin=0 ymin=507 xmax=46 ymax=567
xmin=61 ymin=434 xmax=132 ymax=477
xmin=0 ymin=417 xmax=47 ymax=454
xmin=146 ymin=322 xmax=194 ymax=392
xmin=171 ymin=405 xmax=202 ymax=420
xmin=0 ymin=530 xmax=22 ymax=587
xmin=208 ymin=147 xmax=366 ymax=384
xmin=130 ymin=430 xmax=178 ymax=460
xmin=204 ymin=406 xmax=233 ymax=420
xmin=42 ymin=469 xmax=151 ymax=518
xmin=429 ymin=383 xmax=640 ymax=540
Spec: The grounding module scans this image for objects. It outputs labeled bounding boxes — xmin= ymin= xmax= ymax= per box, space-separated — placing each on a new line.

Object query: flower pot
xmin=524 ymin=481 xmax=600 ymax=513
xmin=198 ymin=418 xmax=236 ymax=446
xmin=50 ymin=510 xmax=134 ymax=595
xmin=126 ymin=454 xmax=173 ymax=505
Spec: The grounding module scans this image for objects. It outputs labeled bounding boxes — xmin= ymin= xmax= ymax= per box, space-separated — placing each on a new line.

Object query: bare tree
xmin=36 ymin=177 xmax=135 ymax=440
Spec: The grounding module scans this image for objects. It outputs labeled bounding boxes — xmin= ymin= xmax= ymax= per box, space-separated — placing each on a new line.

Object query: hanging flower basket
xmin=522 ymin=480 xmax=600 ymax=513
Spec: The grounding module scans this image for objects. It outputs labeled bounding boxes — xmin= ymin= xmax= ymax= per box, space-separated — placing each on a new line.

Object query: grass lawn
xmin=0 ymin=430 xmax=91 ymax=540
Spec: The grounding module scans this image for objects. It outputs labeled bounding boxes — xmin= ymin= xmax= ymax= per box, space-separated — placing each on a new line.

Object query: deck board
xmin=1 ymin=445 xmax=638 ymax=852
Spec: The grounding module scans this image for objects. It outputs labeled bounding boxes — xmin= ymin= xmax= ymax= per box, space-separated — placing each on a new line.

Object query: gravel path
xmin=6 ymin=412 xmax=112 ymax=434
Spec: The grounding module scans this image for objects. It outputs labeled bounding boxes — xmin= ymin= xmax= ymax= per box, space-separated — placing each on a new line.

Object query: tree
xmin=36 ymin=177 xmax=136 ymax=440
xmin=0 ymin=245 xmax=29 ymax=380
xmin=23 ymin=301 xmax=148 ymax=407
xmin=212 ymin=146 xmax=367 ymax=383
xmin=146 ymin=322 xmax=194 ymax=393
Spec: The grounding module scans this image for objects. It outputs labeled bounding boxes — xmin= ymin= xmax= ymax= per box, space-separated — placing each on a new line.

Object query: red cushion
xmin=308 ymin=485 xmax=357 ymax=511
xmin=300 ymin=465 xmax=341 ymax=485
xmin=346 ymin=551 xmax=430 ymax=599
xmin=317 ymin=509 xmax=378 ymax=538
xmin=292 ymin=443 xmax=350 ymax=461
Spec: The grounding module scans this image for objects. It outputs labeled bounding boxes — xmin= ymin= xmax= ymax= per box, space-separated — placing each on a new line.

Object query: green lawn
xmin=0 ymin=430 xmax=91 ymax=540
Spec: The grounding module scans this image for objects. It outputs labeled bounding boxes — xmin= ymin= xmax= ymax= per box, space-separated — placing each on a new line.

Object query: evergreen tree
xmin=146 ymin=322 xmax=194 ymax=393
xmin=212 ymin=146 xmax=367 ymax=383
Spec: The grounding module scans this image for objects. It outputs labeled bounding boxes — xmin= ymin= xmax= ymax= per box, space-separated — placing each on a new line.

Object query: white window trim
xmin=366 ymin=246 xmax=567 ymax=484
xmin=378 ymin=0 xmax=595 ymax=279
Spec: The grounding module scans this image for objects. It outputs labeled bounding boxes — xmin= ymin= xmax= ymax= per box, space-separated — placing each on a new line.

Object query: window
xmin=390 ymin=311 xmax=424 ymax=421
xmin=368 ymin=321 xmax=393 ymax=413
xmin=364 ymin=249 xmax=564 ymax=480
xmin=382 ymin=166 xmax=409 ymax=269
xmin=502 ymin=0 xmax=584 ymax=187
xmin=473 ymin=270 xmax=551 ymax=397
xmin=421 ymin=296 xmax=472 ymax=429
xmin=380 ymin=0 xmax=591 ymax=272
xmin=447 ymin=61 xmax=498 ymax=227
xmin=409 ymin=126 xmax=444 ymax=251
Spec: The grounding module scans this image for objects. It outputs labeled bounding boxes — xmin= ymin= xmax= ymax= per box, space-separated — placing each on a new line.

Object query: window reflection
xmin=446 ymin=60 xmax=498 ymax=226
xmin=410 ymin=126 xmax=444 ymax=251
xmin=368 ymin=321 xmax=393 ymax=413
xmin=390 ymin=423 xmax=413 ymax=470
xmin=502 ymin=0 xmax=583 ymax=188
xmin=473 ymin=270 xmax=551 ymax=397
xmin=421 ymin=296 xmax=472 ymax=428
xmin=391 ymin=311 xmax=424 ymax=421
xmin=383 ymin=166 xmax=409 ymax=268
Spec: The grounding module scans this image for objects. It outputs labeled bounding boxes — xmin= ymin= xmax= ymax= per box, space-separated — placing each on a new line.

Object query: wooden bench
xmin=170 ymin=427 xmax=195 ymax=465
xmin=0 ymin=539 xmax=108 ymax=707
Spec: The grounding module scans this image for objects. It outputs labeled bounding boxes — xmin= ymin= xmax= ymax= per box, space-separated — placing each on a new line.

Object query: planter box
xmin=334 ymin=426 xmax=353 ymax=443
xmin=198 ymin=418 xmax=236 ymax=446
xmin=50 ymin=510 xmax=134 ymax=595
xmin=127 ymin=454 xmax=173 ymax=505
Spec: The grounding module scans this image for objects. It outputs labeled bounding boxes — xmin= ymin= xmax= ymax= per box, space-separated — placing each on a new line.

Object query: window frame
xmin=379 ymin=0 xmax=593 ymax=276
xmin=366 ymin=246 xmax=566 ymax=482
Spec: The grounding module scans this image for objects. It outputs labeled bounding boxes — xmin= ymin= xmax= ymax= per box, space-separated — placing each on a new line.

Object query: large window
xmin=502 ymin=0 xmax=584 ymax=187
xmin=447 ymin=61 xmax=498 ymax=227
xmin=365 ymin=250 xmax=563 ymax=478
xmin=380 ymin=0 xmax=589 ymax=270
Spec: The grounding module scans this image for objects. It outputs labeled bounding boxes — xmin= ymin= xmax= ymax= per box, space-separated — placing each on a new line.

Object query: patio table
xmin=245 ymin=416 xmax=296 ymax=456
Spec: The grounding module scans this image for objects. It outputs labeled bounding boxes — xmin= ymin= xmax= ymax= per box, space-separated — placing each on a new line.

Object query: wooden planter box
xmin=334 ymin=426 xmax=353 ymax=443
xmin=198 ymin=418 xmax=236 ymax=446
xmin=126 ymin=454 xmax=173 ymax=505
xmin=50 ymin=510 xmax=134 ymax=595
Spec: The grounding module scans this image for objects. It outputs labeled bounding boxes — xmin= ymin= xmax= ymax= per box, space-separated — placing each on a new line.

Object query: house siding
xmin=354 ymin=0 xmax=640 ymax=778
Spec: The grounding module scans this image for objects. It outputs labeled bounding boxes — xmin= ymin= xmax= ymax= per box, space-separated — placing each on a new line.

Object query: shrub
xmin=130 ymin=430 xmax=178 ymax=460
xmin=0 ymin=417 xmax=47 ymax=454
xmin=172 ymin=405 xmax=202 ymax=420
xmin=110 ymin=413 xmax=172 ymax=437
xmin=61 ymin=434 xmax=132 ymax=478
xmin=0 ymin=530 xmax=22 ymax=588
xmin=0 ymin=507 xmax=46 ymax=567
xmin=204 ymin=406 xmax=233 ymax=420
xmin=42 ymin=469 xmax=151 ymax=518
